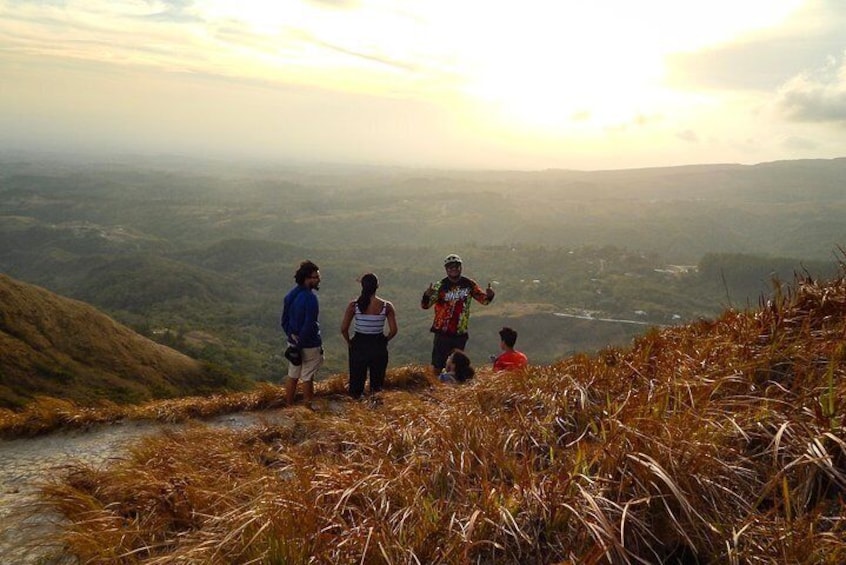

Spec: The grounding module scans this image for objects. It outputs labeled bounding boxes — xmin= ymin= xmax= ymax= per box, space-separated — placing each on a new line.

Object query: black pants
xmin=348 ymin=333 xmax=388 ymax=398
xmin=431 ymin=332 xmax=469 ymax=372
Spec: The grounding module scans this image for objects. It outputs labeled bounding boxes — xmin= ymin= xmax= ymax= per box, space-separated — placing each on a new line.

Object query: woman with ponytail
xmin=340 ymin=273 xmax=398 ymax=399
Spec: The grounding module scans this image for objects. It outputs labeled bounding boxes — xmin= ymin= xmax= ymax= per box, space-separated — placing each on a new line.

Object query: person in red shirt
xmin=492 ymin=326 xmax=528 ymax=371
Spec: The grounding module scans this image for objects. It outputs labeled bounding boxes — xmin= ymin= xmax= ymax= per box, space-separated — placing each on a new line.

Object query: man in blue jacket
xmin=281 ymin=260 xmax=323 ymax=407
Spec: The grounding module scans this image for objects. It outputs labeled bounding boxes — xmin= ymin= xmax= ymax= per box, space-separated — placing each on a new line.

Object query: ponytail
xmin=356 ymin=273 xmax=378 ymax=312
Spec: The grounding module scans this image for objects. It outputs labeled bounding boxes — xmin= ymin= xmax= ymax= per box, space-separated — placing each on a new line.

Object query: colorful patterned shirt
xmin=421 ymin=276 xmax=492 ymax=335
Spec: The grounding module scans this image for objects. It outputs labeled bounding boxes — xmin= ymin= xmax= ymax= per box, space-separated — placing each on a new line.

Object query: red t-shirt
xmin=493 ymin=350 xmax=528 ymax=371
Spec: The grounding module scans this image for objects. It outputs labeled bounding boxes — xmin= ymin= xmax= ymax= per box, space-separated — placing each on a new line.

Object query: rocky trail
xmin=0 ymin=407 xmax=298 ymax=564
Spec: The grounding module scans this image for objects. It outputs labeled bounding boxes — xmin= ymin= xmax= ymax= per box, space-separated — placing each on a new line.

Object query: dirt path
xmin=0 ymin=408 xmax=296 ymax=564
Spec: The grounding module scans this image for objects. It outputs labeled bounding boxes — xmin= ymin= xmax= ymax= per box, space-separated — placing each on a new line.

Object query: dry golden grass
xmin=32 ymin=272 xmax=846 ymax=563
xmin=0 ymin=368 xmax=430 ymax=438
xmin=1 ymin=273 xmax=254 ymax=412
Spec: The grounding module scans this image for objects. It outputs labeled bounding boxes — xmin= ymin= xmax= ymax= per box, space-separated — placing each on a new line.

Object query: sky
xmin=0 ymin=0 xmax=844 ymax=170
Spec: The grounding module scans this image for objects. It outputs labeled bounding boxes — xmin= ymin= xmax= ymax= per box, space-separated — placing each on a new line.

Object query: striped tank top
xmin=354 ymin=300 xmax=387 ymax=335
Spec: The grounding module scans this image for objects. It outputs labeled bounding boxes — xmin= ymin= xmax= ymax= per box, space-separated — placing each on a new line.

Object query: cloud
xmin=311 ymin=37 xmax=420 ymax=72
xmin=2 ymin=0 xmax=844 ymax=169
xmin=665 ymin=0 xmax=846 ymax=92
xmin=666 ymin=39 xmax=831 ymax=91
xmin=782 ymin=136 xmax=819 ymax=150
xmin=570 ymin=110 xmax=591 ymax=122
xmin=776 ymin=52 xmax=846 ymax=123
xmin=140 ymin=1 xmax=204 ymax=25
xmin=305 ymin=0 xmax=359 ymax=8
xmin=676 ymin=130 xmax=699 ymax=143
xmin=4 ymin=0 xmax=65 ymax=6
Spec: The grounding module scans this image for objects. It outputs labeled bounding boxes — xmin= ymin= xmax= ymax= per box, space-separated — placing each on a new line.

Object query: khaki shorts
xmin=288 ymin=346 xmax=324 ymax=382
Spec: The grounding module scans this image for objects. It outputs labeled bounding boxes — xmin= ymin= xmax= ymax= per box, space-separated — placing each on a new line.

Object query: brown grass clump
xmin=0 ymin=396 xmax=126 ymax=437
xmin=38 ymin=273 xmax=846 ymax=563
xmin=0 ymin=367 xmax=433 ymax=438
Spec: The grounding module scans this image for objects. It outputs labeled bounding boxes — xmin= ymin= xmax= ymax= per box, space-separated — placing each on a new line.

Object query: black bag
xmin=284 ymin=344 xmax=302 ymax=366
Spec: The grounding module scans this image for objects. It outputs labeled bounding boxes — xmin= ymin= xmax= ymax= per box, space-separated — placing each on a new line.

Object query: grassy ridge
xmin=0 ymin=273 xmax=253 ymax=410
xmin=32 ymin=270 xmax=846 ymax=563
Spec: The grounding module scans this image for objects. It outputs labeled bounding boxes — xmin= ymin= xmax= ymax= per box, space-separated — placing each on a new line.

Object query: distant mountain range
xmin=0 ymin=273 xmax=250 ymax=409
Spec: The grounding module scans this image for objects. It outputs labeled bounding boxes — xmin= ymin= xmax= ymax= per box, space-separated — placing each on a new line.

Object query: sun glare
xmin=441 ymin=0 xmax=806 ymax=135
xmin=450 ymin=4 xmax=668 ymax=134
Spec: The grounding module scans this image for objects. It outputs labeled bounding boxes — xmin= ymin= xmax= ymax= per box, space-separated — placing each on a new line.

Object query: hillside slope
xmin=0 ymin=273 xmax=249 ymax=409
xmin=37 ymin=269 xmax=846 ymax=564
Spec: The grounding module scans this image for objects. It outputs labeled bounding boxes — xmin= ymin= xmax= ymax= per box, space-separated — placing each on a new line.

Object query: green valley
xmin=2 ymin=155 xmax=844 ymax=384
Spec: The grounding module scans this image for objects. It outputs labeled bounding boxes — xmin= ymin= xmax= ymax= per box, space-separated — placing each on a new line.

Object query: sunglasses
xmin=445 ymin=262 xmax=462 ymax=269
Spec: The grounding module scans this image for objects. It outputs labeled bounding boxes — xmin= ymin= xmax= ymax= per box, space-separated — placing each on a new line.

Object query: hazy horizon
xmin=2 ymin=146 xmax=843 ymax=176
xmin=2 ymin=1 xmax=845 ymax=171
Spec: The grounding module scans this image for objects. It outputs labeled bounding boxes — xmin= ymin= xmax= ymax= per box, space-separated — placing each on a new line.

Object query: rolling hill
xmin=0 ymin=273 xmax=251 ymax=409
xmin=2 ymin=155 xmax=845 ymax=381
